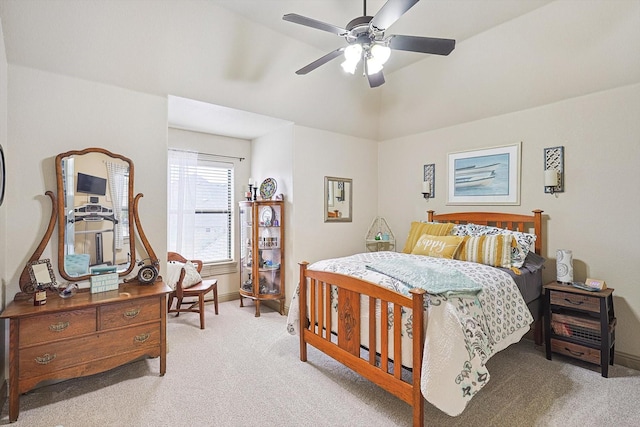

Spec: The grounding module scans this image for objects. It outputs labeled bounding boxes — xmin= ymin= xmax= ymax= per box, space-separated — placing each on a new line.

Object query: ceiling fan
xmin=283 ymin=0 xmax=455 ymax=88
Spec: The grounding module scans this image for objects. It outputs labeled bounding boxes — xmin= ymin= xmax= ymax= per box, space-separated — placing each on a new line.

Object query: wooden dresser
xmin=0 ymin=281 xmax=170 ymax=422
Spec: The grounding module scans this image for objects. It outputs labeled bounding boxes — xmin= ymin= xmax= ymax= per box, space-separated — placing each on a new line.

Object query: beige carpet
xmin=2 ymin=299 xmax=639 ymax=426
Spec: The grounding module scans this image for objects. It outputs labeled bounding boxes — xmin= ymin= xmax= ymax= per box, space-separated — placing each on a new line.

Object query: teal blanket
xmin=365 ymin=258 xmax=482 ymax=296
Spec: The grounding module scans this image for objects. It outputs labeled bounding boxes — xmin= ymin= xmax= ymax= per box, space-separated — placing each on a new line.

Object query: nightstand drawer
xmin=550 ymin=339 xmax=600 ymax=365
xmin=550 ymin=290 xmax=600 ymax=313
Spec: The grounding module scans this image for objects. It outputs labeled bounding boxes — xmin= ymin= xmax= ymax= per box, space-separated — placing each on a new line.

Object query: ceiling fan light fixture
xmin=343 ymin=44 xmax=362 ymax=62
xmin=366 ymin=58 xmax=384 ymax=75
xmin=341 ymin=59 xmax=359 ymax=74
xmin=370 ymin=44 xmax=391 ymax=65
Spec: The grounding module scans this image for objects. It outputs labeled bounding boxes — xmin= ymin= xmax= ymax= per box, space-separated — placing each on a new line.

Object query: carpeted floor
xmin=2 ymin=299 xmax=639 ymax=426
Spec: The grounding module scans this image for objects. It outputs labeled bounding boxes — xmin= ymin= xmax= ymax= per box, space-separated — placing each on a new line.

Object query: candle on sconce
xmin=544 ymin=169 xmax=558 ymax=187
xmin=248 ymin=177 xmax=253 ymax=186
xmin=422 ymin=181 xmax=431 ymax=194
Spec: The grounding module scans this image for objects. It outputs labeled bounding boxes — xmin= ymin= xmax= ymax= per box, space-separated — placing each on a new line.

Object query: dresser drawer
xmin=19 ymin=322 xmax=160 ymax=380
xmin=550 ymin=338 xmax=600 ymax=365
xmin=550 ymin=290 xmax=600 ymax=313
xmin=99 ymin=296 xmax=160 ymax=329
xmin=19 ymin=308 xmax=97 ymax=347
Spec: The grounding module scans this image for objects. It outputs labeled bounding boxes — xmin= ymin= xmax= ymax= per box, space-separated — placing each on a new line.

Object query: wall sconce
xmin=423 ymin=164 xmax=435 ymax=200
xmin=544 ymin=146 xmax=564 ymax=195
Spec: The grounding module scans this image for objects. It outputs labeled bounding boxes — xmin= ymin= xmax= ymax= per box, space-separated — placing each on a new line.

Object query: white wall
xmin=5 ymin=66 xmax=168 ymax=297
xmin=290 ymin=126 xmax=378 ymax=304
xmin=0 ymin=16 xmax=9 ymax=390
xmin=379 ymin=83 xmax=640 ymax=365
xmin=251 ymin=125 xmax=295 ymax=306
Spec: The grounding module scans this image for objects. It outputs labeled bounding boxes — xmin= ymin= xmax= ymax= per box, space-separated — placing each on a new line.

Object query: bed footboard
xmin=299 ymin=262 xmax=426 ymax=427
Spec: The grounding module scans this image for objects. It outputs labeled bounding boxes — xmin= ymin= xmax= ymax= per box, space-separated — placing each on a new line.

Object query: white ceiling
xmin=214 ymin=0 xmax=553 ymax=73
xmin=171 ymin=0 xmax=553 ymax=138
xmin=168 ymin=95 xmax=293 ymax=140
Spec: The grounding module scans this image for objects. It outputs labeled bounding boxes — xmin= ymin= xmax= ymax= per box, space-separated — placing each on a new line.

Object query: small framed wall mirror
xmin=28 ymin=259 xmax=57 ymax=289
xmin=324 ymin=176 xmax=352 ymax=223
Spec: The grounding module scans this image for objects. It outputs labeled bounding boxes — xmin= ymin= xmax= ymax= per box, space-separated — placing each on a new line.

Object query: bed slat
xmin=369 ymin=296 xmax=376 ymax=366
xmin=393 ymin=303 xmax=402 ymax=380
xmin=381 ymin=301 xmax=389 ymax=373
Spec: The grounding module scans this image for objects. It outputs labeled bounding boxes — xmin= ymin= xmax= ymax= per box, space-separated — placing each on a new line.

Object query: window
xmin=168 ymin=149 xmax=233 ymax=264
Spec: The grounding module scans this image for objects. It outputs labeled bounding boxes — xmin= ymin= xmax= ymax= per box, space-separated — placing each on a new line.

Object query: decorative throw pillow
xmin=165 ymin=261 xmax=184 ymax=290
xmin=451 ymin=223 xmax=536 ymax=268
xmin=411 ymin=234 xmax=465 ymax=259
xmin=181 ymin=261 xmax=202 ymax=288
xmin=166 ymin=261 xmax=202 ymax=290
xmin=402 ymin=221 xmax=456 ymax=253
xmin=455 ymin=234 xmax=514 ymax=268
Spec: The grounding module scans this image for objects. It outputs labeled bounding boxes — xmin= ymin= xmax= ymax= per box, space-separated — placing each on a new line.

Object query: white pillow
xmin=166 ymin=261 xmax=202 ymax=290
xmin=181 ymin=261 xmax=202 ymax=288
xmin=165 ymin=261 xmax=184 ymax=290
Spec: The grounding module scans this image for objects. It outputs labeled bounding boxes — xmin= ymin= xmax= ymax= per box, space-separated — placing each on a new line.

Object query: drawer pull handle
xmin=565 ymin=347 xmax=585 ymax=357
xmin=49 ymin=321 xmax=70 ymax=332
xmin=35 ymin=353 xmax=56 ymax=365
xmin=134 ymin=333 xmax=150 ymax=343
xmin=124 ymin=308 xmax=141 ymax=319
xmin=564 ymin=298 xmax=584 ymax=306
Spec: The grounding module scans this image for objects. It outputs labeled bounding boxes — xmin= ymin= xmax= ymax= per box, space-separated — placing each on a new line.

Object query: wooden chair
xmin=167 ymin=252 xmax=219 ymax=329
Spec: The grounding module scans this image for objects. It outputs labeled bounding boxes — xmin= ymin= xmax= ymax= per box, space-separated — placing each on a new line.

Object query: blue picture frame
xmin=447 ymin=142 xmax=521 ymax=205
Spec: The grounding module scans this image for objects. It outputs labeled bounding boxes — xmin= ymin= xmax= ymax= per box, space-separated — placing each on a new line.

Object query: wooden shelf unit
xmin=238 ymin=200 xmax=285 ymax=317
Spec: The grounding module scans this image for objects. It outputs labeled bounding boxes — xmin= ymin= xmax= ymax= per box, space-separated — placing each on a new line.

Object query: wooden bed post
xmin=410 ymin=288 xmax=426 ymax=427
xmin=531 ymin=209 xmax=543 ymax=255
xmin=299 ymin=262 xmax=309 ymax=362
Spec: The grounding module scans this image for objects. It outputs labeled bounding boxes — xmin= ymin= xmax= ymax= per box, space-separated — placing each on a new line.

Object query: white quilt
xmin=286 ymin=251 xmax=533 ymax=416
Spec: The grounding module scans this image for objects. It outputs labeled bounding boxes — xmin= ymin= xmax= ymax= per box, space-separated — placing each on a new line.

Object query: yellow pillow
xmin=411 ymin=234 xmax=465 ymax=259
xmin=455 ymin=234 xmax=513 ymax=268
xmin=402 ymin=222 xmax=455 ymax=253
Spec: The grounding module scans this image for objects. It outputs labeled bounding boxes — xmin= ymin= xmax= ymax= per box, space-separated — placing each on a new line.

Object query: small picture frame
xmin=28 ymin=259 xmax=57 ymax=290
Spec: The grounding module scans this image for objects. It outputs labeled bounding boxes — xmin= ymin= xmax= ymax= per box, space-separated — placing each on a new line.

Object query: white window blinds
xmin=168 ymin=149 xmax=233 ymax=263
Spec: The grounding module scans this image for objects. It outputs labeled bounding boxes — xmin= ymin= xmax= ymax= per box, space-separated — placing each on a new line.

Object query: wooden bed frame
xmin=298 ymin=210 xmax=543 ymax=427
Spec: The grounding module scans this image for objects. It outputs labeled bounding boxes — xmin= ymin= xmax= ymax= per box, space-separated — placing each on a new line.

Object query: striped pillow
xmin=455 ymin=234 xmax=513 ymax=268
xmin=402 ymin=221 xmax=455 ymax=253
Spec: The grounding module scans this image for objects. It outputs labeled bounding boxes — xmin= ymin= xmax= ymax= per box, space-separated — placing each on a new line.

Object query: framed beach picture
xmin=447 ymin=142 xmax=521 ymax=205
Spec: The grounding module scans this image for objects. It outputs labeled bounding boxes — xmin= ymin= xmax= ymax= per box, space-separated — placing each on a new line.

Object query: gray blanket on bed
xmin=365 ymin=258 xmax=482 ymax=296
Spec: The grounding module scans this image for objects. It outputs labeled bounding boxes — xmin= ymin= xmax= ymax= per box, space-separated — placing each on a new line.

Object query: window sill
xmin=201 ymin=261 xmax=237 ymax=277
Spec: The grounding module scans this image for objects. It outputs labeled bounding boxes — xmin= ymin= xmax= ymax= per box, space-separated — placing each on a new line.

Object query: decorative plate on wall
xmin=260 ymin=178 xmax=277 ymax=200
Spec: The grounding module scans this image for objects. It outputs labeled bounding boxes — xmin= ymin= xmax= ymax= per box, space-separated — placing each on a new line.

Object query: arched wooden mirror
xmin=55 ymin=148 xmax=136 ymax=281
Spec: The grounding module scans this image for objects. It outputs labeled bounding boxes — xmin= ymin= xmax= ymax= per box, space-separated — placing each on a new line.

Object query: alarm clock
xmin=136 ymin=259 xmax=159 ymax=284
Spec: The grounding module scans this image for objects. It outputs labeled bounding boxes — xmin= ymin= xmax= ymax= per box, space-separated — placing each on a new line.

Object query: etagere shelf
xmin=238 ymin=200 xmax=285 ymax=317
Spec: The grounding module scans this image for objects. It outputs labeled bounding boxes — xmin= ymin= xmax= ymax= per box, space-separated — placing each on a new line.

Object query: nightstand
xmin=543 ymin=281 xmax=616 ymax=377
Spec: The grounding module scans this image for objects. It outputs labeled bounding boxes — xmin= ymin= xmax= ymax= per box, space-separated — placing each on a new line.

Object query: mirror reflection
xmin=56 ymin=148 xmax=135 ymax=281
xmin=324 ymin=176 xmax=352 ymax=222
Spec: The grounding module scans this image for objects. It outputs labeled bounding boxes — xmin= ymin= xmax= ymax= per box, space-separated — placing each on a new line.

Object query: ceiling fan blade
xmin=295 ymin=48 xmax=345 ymax=75
xmin=389 ymin=35 xmax=455 ymax=55
xmin=370 ymin=0 xmax=420 ymax=31
xmin=283 ymin=13 xmax=348 ymax=36
xmin=367 ymin=70 xmax=385 ymax=88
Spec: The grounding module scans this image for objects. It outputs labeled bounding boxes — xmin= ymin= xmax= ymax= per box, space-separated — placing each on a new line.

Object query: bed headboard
xmin=427 ymin=210 xmax=543 ymax=255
